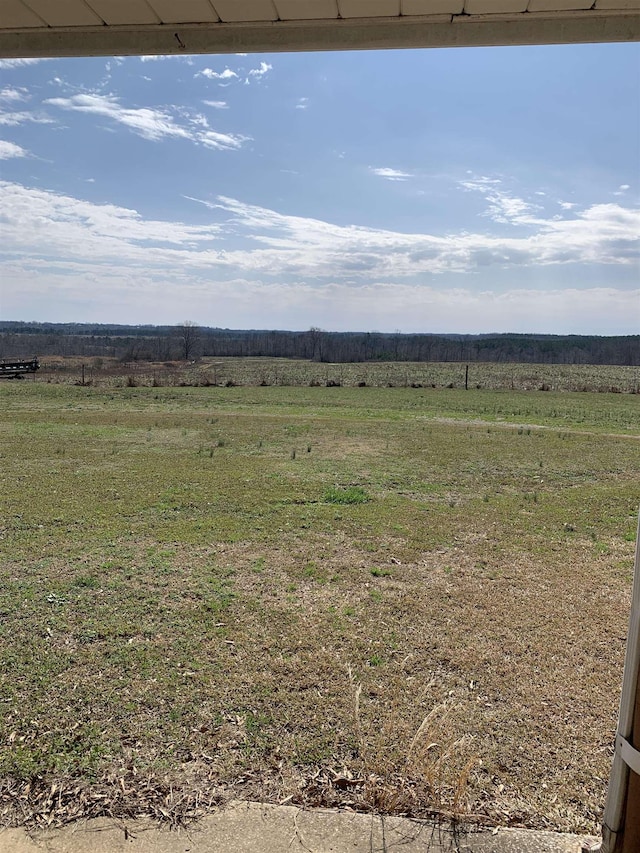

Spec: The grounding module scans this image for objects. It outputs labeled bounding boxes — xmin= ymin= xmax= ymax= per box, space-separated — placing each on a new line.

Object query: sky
xmin=0 ymin=43 xmax=638 ymax=335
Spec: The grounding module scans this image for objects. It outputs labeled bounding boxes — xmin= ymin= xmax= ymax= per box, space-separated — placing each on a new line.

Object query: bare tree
xmin=307 ymin=327 xmax=325 ymax=362
xmin=178 ymin=321 xmax=200 ymax=361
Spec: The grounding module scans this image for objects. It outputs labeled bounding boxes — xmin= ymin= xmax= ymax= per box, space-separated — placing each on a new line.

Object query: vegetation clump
xmin=323 ymin=486 xmax=371 ymax=504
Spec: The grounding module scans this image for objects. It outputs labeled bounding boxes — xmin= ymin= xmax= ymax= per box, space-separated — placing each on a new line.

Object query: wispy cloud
xmin=559 ymin=201 xmax=577 ymax=210
xmin=0 ymin=141 xmax=28 ymax=159
xmin=200 ymin=194 xmax=640 ymax=276
xmin=3 ymin=181 xmax=636 ymax=289
xmin=248 ymin=62 xmax=272 ymax=80
xmin=44 ymin=93 xmax=249 ymax=150
xmin=45 ymin=93 xmax=189 ymax=142
xmin=197 ymin=62 xmax=273 ymax=86
xmin=198 ymin=129 xmax=247 ymax=150
xmin=0 ymin=109 xmax=55 ymax=127
xmin=614 ymin=184 xmax=631 ymax=196
xmin=296 ymin=97 xmax=309 ymax=110
xmin=0 ymin=87 xmax=28 ymax=102
xmin=0 ymin=87 xmax=52 ymax=126
xmin=0 ymin=58 xmax=50 ymax=69
xmin=370 ymin=167 xmax=413 ymax=182
xmin=459 ymin=176 xmax=542 ymax=225
xmin=203 ymin=100 xmax=229 ymax=109
xmin=139 ymin=54 xmax=194 ymax=65
xmin=197 ymin=68 xmax=238 ymax=81
xmin=1 ymin=181 xmax=224 ymax=262
xmin=2 ymin=181 xmax=638 ymax=332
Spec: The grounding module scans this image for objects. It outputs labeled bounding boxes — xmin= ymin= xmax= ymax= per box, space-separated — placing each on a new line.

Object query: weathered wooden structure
xmin=0 ymin=357 xmax=40 ymax=379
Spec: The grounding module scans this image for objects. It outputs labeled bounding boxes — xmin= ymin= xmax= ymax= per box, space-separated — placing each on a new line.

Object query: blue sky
xmin=0 ymin=43 xmax=638 ymax=334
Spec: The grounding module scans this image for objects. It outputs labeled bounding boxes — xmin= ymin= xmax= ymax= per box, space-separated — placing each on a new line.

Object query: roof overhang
xmin=0 ymin=1 xmax=638 ymax=58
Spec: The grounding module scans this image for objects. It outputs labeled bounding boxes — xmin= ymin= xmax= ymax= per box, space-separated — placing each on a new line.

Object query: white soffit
xmin=402 ymin=0 xmax=465 ymax=13
xmin=87 ymin=1 xmax=160 ymax=26
xmin=338 ymin=0 xmax=401 ymax=16
xmin=211 ymin=1 xmax=278 ymax=22
xmin=1 ymin=0 xmax=45 ymax=28
xmin=25 ymin=0 xmax=104 ymax=27
xmin=528 ymin=0 xmax=592 ymax=10
xmin=465 ymin=0 xmax=529 ymax=12
xmin=0 ymin=0 xmax=638 ymax=57
xmin=596 ymin=0 xmax=640 ymax=8
xmin=276 ymin=0 xmax=340 ymax=18
xmin=151 ymin=1 xmax=220 ymax=24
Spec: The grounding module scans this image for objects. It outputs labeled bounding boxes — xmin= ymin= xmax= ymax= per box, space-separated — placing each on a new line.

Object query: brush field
xmin=37 ymin=355 xmax=640 ymax=394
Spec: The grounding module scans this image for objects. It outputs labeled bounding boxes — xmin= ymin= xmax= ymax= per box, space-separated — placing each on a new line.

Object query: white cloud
xmin=1 ymin=181 xmax=638 ymax=332
xmin=370 ymin=167 xmax=413 ymax=181
xmin=559 ymin=201 xmax=577 ymax=210
xmin=0 ymin=112 xmax=51 ymax=127
xmin=459 ymin=177 xmax=542 ymax=225
xmin=486 ymin=194 xmax=537 ymax=222
xmin=45 ymin=92 xmax=249 ymax=150
xmin=248 ymin=61 xmax=272 ymax=79
xmin=197 ymin=68 xmax=238 ymax=81
xmin=198 ymin=194 xmax=639 ymax=277
xmin=0 ymin=58 xmax=50 ymax=69
xmin=45 ymin=93 xmax=189 ymax=142
xmin=296 ymin=97 xmax=309 ymax=110
xmin=197 ymin=62 xmax=272 ymax=86
xmin=614 ymin=184 xmax=631 ymax=196
xmin=0 ymin=140 xmax=27 ymax=159
xmin=4 ymin=261 xmax=637 ymax=335
xmin=0 ymin=109 xmax=54 ymax=127
xmin=203 ymin=100 xmax=229 ymax=109
xmin=4 ymin=180 xmax=637 ymax=288
xmin=0 ymin=87 xmax=28 ymax=102
xmin=0 ymin=181 xmax=224 ymax=264
xmin=140 ymin=54 xmax=194 ymax=64
xmin=199 ymin=129 xmax=247 ymax=151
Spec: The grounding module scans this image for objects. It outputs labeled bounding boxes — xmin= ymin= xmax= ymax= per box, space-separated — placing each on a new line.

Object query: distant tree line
xmin=1 ymin=322 xmax=638 ymax=366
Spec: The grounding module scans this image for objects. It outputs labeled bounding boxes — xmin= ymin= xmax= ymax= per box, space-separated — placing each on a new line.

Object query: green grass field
xmin=1 ymin=379 xmax=638 ymax=831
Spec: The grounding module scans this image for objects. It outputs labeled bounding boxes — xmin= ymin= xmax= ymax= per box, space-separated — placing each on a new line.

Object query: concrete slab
xmin=0 ymin=801 xmax=599 ymax=853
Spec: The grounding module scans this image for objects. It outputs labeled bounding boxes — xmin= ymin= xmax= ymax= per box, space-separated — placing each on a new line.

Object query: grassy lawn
xmin=0 ymin=380 xmax=637 ymax=831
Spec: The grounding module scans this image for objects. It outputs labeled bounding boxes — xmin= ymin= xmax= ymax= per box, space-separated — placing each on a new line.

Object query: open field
xmin=0 ymin=380 xmax=638 ymax=832
xmin=34 ymin=355 xmax=640 ymax=394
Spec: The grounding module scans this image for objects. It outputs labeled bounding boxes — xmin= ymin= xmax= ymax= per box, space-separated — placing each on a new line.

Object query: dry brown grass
xmin=34 ymin=355 xmax=640 ymax=394
xmin=0 ymin=531 xmax=630 ymax=831
xmin=0 ymin=382 xmax=635 ymax=833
